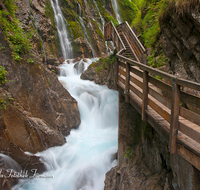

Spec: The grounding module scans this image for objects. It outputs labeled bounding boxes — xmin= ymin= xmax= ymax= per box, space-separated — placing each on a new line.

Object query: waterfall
xmin=92 ymin=0 xmax=105 ymax=32
xmin=13 ymin=58 xmax=118 ymax=190
xmin=111 ymin=0 xmax=122 ymax=24
xmin=50 ymin=0 xmax=73 ymax=59
xmin=79 ymin=17 xmax=96 ymax=58
xmin=77 ymin=3 xmax=82 ymax=17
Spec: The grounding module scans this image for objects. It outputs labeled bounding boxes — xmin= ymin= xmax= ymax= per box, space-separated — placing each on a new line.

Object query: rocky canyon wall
xmin=104 ymin=93 xmax=200 ymax=190
xmin=159 ymin=2 xmax=200 ymax=83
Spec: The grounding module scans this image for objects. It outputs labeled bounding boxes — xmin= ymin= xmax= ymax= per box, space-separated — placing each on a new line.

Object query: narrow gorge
xmin=0 ymin=0 xmax=200 ymax=190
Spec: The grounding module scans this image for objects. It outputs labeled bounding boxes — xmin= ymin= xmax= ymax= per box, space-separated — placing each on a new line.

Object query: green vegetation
xmin=96 ymin=50 xmax=116 ymax=73
xmin=0 ymin=0 xmax=33 ymax=62
xmin=0 ymin=95 xmax=13 ymax=110
xmin=129 ymin=0 xmax=169 ymax=68
xmin=68 ymin=21 xmax=83 ymax=39
xmin=124 ymin=148 xmax=135 ymax=159
xmin=45 ymin=0 xmax=55 ymax=28
xmin=117 ymin=0 xmax=140 ymax=24
xmin=0 ymin=66 xmax=7 ymax=85
xmin=91 ymin=19 xmax=104 ymax=40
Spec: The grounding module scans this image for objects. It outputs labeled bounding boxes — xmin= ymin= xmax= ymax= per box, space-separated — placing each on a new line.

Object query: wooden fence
xmin=104 ymin=21 xmax=200 ymax=170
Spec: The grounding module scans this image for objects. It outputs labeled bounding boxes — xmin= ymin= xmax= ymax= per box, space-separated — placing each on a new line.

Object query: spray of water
xmin=13 ymin=58 xmax=118 ymax=190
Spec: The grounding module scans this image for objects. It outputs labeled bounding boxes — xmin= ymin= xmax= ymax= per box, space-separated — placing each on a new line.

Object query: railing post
xmin=142 ymin=71 xmax=149 ymax=121
xmin=170 ymin=78 xmax=180 ymax=154
xmin=115 ymin=57 xmax=119 ymax=90
xmin=125 ymin=62 xmax=130 ymax=103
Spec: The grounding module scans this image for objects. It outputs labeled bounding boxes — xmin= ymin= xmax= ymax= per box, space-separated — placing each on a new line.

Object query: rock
xmin=81 ymin=54 xmax=117 ymax=89
xmin=72 ymin=57 xmax=82 ymax=63
xmin=47 ymin=65 xmax=60 ymax=75
xmin=0 ymin=102 xmax=66 ymax=153
xmin=74 ymin=60 xmax=85 ymax=74
xmin=0 ymin=137 xmax=46 ymax=174
xmin=46 ymin=57 xmax=60 ymax=66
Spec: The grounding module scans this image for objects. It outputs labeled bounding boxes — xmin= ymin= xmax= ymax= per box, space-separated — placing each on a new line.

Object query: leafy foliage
xmin=0 ymin=66 xmax=7 ymax=85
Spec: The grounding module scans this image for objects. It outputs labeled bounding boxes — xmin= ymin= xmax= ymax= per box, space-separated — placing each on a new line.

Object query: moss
xmin=117 ymin=0 xmax=140 ymax=25
xmin=45 ymin=0 xmax=55 ymax=28
xmin=91 ymin=19 xmax=104 ymax=40
xmin=68 ymin=21 xmax=83 ymax=39
xmin=95 ymin=50 xmax=116 ymax=73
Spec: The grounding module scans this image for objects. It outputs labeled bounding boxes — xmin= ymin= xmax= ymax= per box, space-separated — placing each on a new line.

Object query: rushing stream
xmin=13 ymin=58 xmax=118 ymax=190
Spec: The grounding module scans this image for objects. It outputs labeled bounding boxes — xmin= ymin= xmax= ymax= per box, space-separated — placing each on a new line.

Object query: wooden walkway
xmin=104 ymin=21 xmax=200 ymax=170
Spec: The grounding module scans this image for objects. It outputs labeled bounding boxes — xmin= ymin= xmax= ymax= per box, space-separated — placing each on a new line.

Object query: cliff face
xmin=0 ymin=0 xmax=81 ymax=187
xmin=159 ymin=3 xmax=200 ymax=83
xmin=104 ymin=94 xmax=200 ymax=190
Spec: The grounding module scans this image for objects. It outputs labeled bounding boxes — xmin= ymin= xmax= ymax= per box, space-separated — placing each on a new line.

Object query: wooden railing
xmin=104 ymin=21 xmax=200 ymax=171
xmin=104 ymin=21 xmax=126 ymax=53
xmin=116 ymin=21 xmax=146 ymax=62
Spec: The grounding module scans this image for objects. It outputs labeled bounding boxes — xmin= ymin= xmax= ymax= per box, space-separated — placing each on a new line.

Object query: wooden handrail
xmin=104 ymin=21 xmax=200 ymax=171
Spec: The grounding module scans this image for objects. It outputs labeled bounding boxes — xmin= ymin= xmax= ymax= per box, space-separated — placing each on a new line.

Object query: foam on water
xmin=13 ymin=58 xmax=118 ymax=190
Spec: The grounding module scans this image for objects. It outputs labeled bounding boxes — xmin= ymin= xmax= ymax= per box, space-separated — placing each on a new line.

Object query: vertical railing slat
xmin=142 ymin=71 xmax=149 ymax=121
xmin=125 ymin=63 xmax=130 ymax=103
xmin=170 ymin=78 xmax=180 ymax=154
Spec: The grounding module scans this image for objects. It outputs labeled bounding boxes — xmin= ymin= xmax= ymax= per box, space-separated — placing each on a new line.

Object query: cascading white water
xmin=50 ymin=0 xmax=73 ymax=59
xmin=111 ymin=0 xmax=122 ymax=24
xmin=79 ymin=17 xmax=96 ymax=58
xmin=13 ymin=58 xmax=118 ymax=190
xmin=92 ymin=0 xmax=105 ymax=32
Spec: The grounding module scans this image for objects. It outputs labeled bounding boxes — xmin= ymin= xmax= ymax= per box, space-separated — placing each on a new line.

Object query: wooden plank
xmin=149 ymin=76 xmax=172 ymax=99
xmin=115 ymin=58 xmax=119 ymax=90
xmin=118 ymin=76 xmax=125 ymax=85
xmin=177 ymin=144 xmax=200 ymax=171
xmin=130 ymin=72 xmax=171 ymax=109
xmin=119 ymin=67 xmax=125 ymax=77
xmin=148 ymin=96 xmax=171 ymax=123
xmin=130 ymin=66 xmax=143 ymax=78
xmin=129 ymin=81 xmax=142 ymax=99
xmin=180 ymin=107 xmax=200 ymax=126
xmin=130 ymin=75 xmax=143 ymax=89
xmin=116 ymin=54 xmax=175 ymax=82
xmin=170 ymin=80 xmax=180 ymax=154
xmin=145 ymin=108 xmax=170 ymax=142
xmin=124 ymin=21 xmax=146 ymax=53
xmin=142 ymin=71 xmax=149 ymax=121
xmin=122 ymin=33 xmax=140 ymax=62
xmin=177 ymin=78 xmax=200 ymax=92
xmin=179 ymin=119 xmax=200 ymax=144
xmin=180 ymin=91 xmax=200 ymax=108
xmin=125 ymin=63 xmax=130 ymax=103
xmin=119 ymin=60 xmax=126 ymax=68
xmin=149 ymin=87 xmax=171 ymax=109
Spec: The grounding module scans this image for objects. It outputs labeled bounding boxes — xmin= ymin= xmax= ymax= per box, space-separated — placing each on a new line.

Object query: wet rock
xmin=74 ymin=60 xmax=85 ymax=74
xmin=81 ymin=55 xmax=117 ymax=90
xmin=73 ymin=57 xmax=82 ymax=63
xmin=0 ymin=137 xmax=46 ymax=174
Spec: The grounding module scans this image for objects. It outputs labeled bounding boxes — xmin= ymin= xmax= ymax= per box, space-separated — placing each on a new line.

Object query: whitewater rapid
xmin=13 ymin=58 xmax=118 ymax=190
